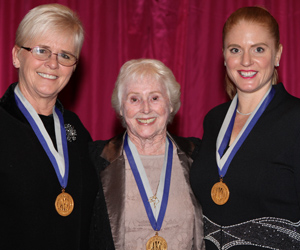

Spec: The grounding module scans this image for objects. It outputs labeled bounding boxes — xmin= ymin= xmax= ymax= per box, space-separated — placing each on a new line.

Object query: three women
xmin=4 ymin=3 xmax=299 ymax=250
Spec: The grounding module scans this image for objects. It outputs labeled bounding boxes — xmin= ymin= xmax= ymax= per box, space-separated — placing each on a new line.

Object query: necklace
xmin=236 ymin=109 xmax=252 ymax=116
xmin=149 ymin=181 xmax=160 ymax=208
xmin=149 ymin=194 xmax=160 ymax=208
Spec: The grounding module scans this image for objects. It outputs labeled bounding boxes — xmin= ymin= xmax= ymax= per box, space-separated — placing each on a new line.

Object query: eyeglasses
xmin=21 ymin=46 xmax=78 ymax=67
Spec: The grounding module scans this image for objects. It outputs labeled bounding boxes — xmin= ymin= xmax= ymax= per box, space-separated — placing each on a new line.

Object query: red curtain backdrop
xmin=1 ymin=0 xmax=300 ymax=140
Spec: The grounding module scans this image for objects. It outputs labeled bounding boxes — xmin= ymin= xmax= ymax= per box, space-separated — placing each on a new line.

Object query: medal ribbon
xmin=14 ymin=85 xmax=69 ymax=188
xmin=216 ymin=86 xmax=275 ymax=177
xmin=124 ymin=133 xmax=173 ymax=231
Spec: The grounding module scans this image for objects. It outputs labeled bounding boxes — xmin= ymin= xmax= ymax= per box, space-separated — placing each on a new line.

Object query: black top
xmin=0 ymin=83 xmax=98 ymax=250
xmin=190 ymin=83 xmax=300 ymax=250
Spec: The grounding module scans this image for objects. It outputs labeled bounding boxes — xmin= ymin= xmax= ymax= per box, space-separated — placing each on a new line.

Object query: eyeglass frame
xmin=21 ymin=46 xmax=78 ymax=67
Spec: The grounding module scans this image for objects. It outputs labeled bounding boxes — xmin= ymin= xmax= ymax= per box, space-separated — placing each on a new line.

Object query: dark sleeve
xmin=283 ymin=130 xmax=300 ymax=209
xmin=89 ymin=183 xmax=115 ymax=250
xmin=89 ymin=140 xmax=115 ymax=250
xmin=186 ymin=137 xmax=202 ymax=161
xmin=89 ymin=140 xmax=110 ymax=171
xmin=170 ymin=133 xmax=202 ymax=160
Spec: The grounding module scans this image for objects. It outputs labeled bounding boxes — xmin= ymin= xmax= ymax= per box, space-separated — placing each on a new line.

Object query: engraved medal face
xmin=55 ymin=191 xmax=74 ymax=216
xmin=146 ymin=234 xmax=167 ymax=250
xmin=211 ymin=181 xmax=230 ymax=205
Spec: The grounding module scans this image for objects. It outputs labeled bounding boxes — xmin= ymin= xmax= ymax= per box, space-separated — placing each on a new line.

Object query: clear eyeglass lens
xmin=58 ymin=53 xmax=77 ymax=66
xmin=32 ymin=47 xmax=51 ymax=60
xmin=31 ymin=47 xmax=76 ymax=66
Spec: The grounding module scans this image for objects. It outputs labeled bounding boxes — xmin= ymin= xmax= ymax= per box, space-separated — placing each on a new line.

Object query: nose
xmin=45 ymin=53 xmax=59 ymax=69
xmin=241 ymin=51 xmax=253 ymax=67
xmin=142 ymin=100 xmax=150 ymax=114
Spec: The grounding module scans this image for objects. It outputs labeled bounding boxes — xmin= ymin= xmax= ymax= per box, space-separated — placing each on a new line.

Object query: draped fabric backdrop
xmin=1 ymin=0 xmax=300 ymax=140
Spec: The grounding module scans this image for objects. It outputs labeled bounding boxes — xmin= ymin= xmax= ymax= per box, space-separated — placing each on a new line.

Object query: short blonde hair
xmin=15 ymin=3 xmax=84 ymax=57
xmin=111 ymin=59 xmax=181 ymax=124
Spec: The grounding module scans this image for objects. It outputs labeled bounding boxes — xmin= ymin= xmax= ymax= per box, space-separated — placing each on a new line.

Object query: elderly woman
xmin=0 ymin=4 xmax=100 ymax=249
xmin=90 ymin=59 xmax=205 ymax=250
xmin=190 ymin=6 xmax=300 ymax=250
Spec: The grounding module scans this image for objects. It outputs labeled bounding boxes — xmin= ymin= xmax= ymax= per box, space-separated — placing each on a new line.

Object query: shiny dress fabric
xmin=89 ymin=133 xmax=205 ymax=250
xmin=190 ymin=83 xmax=300 ymax=250
xmin=0 ymin=83 xmax=98 ymax=250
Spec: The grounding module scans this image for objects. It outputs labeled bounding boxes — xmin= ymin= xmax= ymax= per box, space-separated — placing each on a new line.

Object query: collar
xmin=0 ymin=82 xmax=64 ymax=124
xmin=101 ymin=132 xmax=196 ymax=165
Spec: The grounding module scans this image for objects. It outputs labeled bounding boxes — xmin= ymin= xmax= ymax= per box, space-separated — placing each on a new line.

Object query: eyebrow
xmin=126 ymin=92 xmax=139 ymax=96
xmin=227 ymin=42 xmax=269 ymax=49
xmin=126 ymin=91 xmax=162 ymax=97
xmin=37 ymin=44 xmax=75 ymax=55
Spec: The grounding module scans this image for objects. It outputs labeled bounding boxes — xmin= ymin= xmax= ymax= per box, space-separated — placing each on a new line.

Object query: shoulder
xmin=92 ymin=133 xmax=124 ymax=158
xmin=263 ymin=83 xmax=300 ymax=126
xmin=63 ymin=109 xmax=92 ymax=142
xmin=203 ymin=101 xmax=231 ymax=132
xmin=89 ymin=133 xmax=124 ymax=170
xmin=89 ymin=139 xmax=110 ymax=172
xmin=63 ymin=109 xmax=84 ymax=124
xmin=273 ymin=83 xmax=300 ymax=110
xmin=89 ymin=139 xmax=110 ymax=161
xmin=170 ymin=134 xmax=201 ymax=160
xmin=205 ymin=101 xmax=231 ymax=120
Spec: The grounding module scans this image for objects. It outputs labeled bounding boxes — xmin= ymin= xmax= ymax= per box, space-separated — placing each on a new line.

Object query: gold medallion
xmin=211 ymin=178 xmax=230 ymax=205
xmin=146 ymin=232 xmax=167 ymax=250
xmin=55 ymin=189 xmax=74 ymax=216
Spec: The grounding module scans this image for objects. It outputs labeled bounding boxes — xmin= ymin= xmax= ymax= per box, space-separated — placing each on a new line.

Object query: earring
xmin=275 ymin=63 xmax=279 ymax=67
xmin=224 ymin=61 xmax=226 ymax=66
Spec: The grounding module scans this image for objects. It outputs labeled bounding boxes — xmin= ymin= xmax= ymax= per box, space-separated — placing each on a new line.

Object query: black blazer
xmin=190 ymin=83 xmax=300 ymax=250
xmin=0 ymin=83 xmax=98 ymax=250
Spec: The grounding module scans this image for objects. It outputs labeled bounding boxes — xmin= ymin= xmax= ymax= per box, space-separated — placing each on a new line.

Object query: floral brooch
xmin=64 ymin=124 xmax=77 ymax=142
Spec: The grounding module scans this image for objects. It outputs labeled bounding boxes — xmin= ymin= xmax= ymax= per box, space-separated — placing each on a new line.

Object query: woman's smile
xmin=238 ymin=70 xmax=257 ymax=78
xmin=136 ymin=117 xmax=156 ymax=124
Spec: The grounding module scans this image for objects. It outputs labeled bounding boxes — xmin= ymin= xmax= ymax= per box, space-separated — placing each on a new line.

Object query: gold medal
xmin=211 ymin=178 xmax=230 ymax=205
xmin=146 ymin=232 xmax=167 ymax=250
xmin=55 ymin=189 xmax=74 ymax=216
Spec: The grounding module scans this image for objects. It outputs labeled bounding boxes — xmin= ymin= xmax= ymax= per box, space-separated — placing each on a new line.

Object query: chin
xmin=36 ymin=87 xmax=60 ymax=97
xmin=237 ymin=85 xmax=259 ymax=93
xmin=136 ymin=130 xmax=158 ymax=139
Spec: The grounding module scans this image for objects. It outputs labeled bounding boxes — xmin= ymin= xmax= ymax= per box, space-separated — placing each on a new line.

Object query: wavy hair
xmin=111 ymin=59 xmax=181 ymax=125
